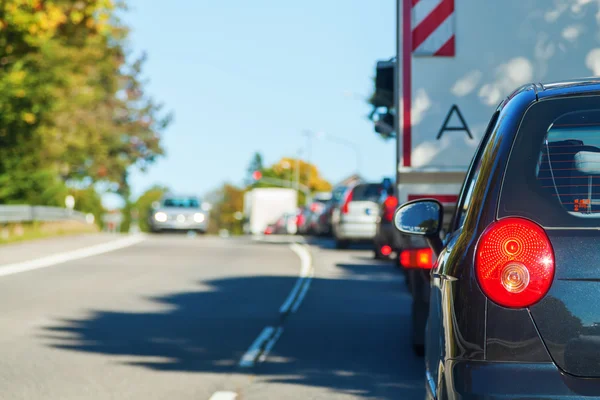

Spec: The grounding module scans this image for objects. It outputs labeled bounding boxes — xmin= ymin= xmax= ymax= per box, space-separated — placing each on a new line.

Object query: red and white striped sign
xmin=411 ymin=0 xmax=455 ymax=57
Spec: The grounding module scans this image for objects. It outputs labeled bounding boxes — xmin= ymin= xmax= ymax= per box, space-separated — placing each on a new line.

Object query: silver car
xmin=331 ymin=182 xmax=384 ymax=249
xmin=149 ymin=195 xmax=209 ymax=233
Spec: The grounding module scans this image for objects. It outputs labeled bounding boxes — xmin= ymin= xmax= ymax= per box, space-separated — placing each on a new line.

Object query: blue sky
xmin=109 ymin=1 xmax=396 ymax=207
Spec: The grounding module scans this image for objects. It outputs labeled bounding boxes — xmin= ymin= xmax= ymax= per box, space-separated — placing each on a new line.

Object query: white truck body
xmin=398 ymin=0 xmax=600 ymax=223
xmin=243 ymin=188 xmax=298 ymax=235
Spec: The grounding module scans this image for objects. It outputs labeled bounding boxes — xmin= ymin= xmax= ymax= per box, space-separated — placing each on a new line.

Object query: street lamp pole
xmin=295 ymin=149 xmax=301 ymax=192
xmin=301 ymin=130 xmax=312 ymax=200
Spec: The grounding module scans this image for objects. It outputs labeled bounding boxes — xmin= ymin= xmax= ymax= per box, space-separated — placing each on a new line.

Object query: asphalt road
xmin=0 ymin=233 xmax=424 ymax=400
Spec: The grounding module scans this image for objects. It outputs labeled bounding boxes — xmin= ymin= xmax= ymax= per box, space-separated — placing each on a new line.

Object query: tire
xmin=335 ymin=239 xmax=349 ymax=249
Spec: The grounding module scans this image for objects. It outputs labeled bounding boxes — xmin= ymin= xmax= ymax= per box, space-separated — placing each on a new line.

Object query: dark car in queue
xmin=316 ymin=185 xmax=351 ymax=237
xmin=394 ymin=79 xmax=600 ymax=399
xmin=373 ymin=182 xmax=399 ymax=259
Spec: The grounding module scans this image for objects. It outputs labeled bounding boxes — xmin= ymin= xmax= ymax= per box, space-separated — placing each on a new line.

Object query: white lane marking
xmin=279 ymin=243 xmax=312 ymax=314
xmin=258 ymin=326 xmax=284 ymax=363
xmin=291 ymin=268 xmax=314 ymax=313
xmin=0 ymin=234 xmax=146 ymax=278
xmin=209 ymin=392 xmax=238 ymax=400
xmin=239 ymin=326 xmax=274 ymax=368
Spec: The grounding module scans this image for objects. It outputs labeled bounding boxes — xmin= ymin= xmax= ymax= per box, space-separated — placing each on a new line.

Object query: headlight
xmin=194 ymin=213 xmax=205 ymax=223
xmin=154 ymin=212 xmax=167 ymax=222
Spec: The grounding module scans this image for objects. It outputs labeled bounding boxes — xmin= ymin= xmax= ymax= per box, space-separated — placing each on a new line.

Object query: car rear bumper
xmin=335 ymin=222 xmax=377 ymax=240
xmin=440 ymin=359 xmax=600 ymax=399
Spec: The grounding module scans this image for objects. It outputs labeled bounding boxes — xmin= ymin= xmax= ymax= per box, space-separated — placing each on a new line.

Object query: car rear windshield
xmin=352 ymin=184 xmax=383 ymax=202
xmin=499 ymin=98 xmax=600 ymax=228
xmin=163 ymin=197 xmax=200 ymax=208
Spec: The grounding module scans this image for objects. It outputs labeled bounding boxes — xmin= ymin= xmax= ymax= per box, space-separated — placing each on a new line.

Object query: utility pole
xmin=295 ymin=150 xmax=301 ymax=192
xmin=302 ymin=130 xmax=312 ymax=202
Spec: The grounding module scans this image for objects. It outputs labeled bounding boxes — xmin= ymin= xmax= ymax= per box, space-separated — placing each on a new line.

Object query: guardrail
xmin=0 ymin=205 xmax=91 ymax=224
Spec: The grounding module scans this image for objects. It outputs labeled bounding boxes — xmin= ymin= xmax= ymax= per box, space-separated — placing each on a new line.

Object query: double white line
xmin=279 ymin=243 xmax=314 ymax=315
xmin=238 ymin=243 xmax=313 ymax=368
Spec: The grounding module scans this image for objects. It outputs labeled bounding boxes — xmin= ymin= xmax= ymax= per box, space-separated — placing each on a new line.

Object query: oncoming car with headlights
xmin=149 ymin=195 xmax=209 ymax=234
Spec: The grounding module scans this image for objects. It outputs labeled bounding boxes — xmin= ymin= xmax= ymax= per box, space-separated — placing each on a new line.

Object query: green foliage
xmin=204 ymin=183 xmax=244 ymax=235
xmin=69 ymin=186 xmax=104 ymax=228
xmin=0 ymin=0 xmax=171 ymax=205
xmin=134 ymin=185 xmax=169 ymax=232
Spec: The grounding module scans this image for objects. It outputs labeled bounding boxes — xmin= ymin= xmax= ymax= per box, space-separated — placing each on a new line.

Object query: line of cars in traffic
xmin=268 ymin=80 xmax=600 ymax=399
xmin=263 ymin=180 xmax=405 ymax=258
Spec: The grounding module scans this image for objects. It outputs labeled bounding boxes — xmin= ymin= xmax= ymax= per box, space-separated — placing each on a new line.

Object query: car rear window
xmin=352 ymin=184 xmax=383 ymax=202
xmin=499 ymin=98 xmax=600 ymax=228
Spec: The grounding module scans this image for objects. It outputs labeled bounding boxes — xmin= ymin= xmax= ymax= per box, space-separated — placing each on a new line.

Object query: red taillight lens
xmin=341 ymin=190 xmax=353 ymax=214
xmin=475 ymin=217 xmax=555 ymax=308
xmin=399 ymin=248 xmax=433 ymax=269
xmin=381 ymin=245 xmax=392 ymax=256
xmin=383 ymin=195 xmax=398 ymax=222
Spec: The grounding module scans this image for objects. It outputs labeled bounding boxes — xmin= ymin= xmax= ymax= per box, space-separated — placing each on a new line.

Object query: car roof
xmin=506 ymin=78 xmax=600 ymax=102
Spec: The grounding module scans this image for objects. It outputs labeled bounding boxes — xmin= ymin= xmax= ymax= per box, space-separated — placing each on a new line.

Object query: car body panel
xmin=332 ymin=183 xmax=383 ymax=242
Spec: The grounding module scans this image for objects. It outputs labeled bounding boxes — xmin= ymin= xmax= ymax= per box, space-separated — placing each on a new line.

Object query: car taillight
xmin=475 ymin=217 xmax=555 ymax=308
xmin=341 ymin=190 xmax=353 ymax=214
xmin=381 ymin=245 xmax=392 ymax=256
xmin=399 ymin=248 xmax=433 ymax=269
xmin=383 ymin=196 xmax=398 ymax=222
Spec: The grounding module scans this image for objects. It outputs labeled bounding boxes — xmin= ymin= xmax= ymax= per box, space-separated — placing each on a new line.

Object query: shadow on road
xmin=39 ymin=258 xmax=423 ymax=399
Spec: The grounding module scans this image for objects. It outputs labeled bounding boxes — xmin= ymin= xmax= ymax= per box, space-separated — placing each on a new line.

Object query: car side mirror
xmin=394 ymin=199 xmax=444 ymax=254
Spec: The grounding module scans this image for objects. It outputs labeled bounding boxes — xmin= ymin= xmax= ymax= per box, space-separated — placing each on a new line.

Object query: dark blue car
xmin=395 ymin=79 xmax=600 ymax=399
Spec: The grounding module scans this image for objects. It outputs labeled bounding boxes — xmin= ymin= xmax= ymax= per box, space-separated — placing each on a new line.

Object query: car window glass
xmin=537 ymin=111 xmax=600 ymax=217
xmin=352 ymin=184 xmax=383 ymax=202
xmin=163 ymin=198 xmax=200 ymax=208
xmin=452 ymin=110 xmax=500 ymax=230
xmin=331 ymin=186 xmax=347 ymax=203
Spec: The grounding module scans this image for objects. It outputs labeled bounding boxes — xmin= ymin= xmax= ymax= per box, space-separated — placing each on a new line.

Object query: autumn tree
xmin=0 ymin=0 xmax=171 ymax=205
xmin=204 ymin=183 xmax=244 ymax=235
xmin=257 ymin=157 xmax=332 ymax=205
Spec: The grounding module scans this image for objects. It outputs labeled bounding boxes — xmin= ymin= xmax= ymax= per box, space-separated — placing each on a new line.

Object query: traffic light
xmin=374 ymin=111 xmax=395 ymax=138
xmin=373 ymin=59 xmax=395 ymax=109
xmin=252 ymin=170 xmax=262 ymax=181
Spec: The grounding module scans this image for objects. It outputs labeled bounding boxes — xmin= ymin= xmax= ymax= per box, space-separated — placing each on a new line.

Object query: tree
xmin=204 ymin=183 xmax=244 ymax=235
xmin=245 ymin=152 xmax=264 ymax=185
xmin=255 ymin=157 xmax=332 ymax=205
xmin=134 ymin=185 xmax=169 ymax=232
xmin=0 ymin=0 xmax=172 ymax=205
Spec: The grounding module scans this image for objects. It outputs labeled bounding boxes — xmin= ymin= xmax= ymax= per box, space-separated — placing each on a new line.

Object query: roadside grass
xmin=0 ymin=221 xmax=99 ymax=245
